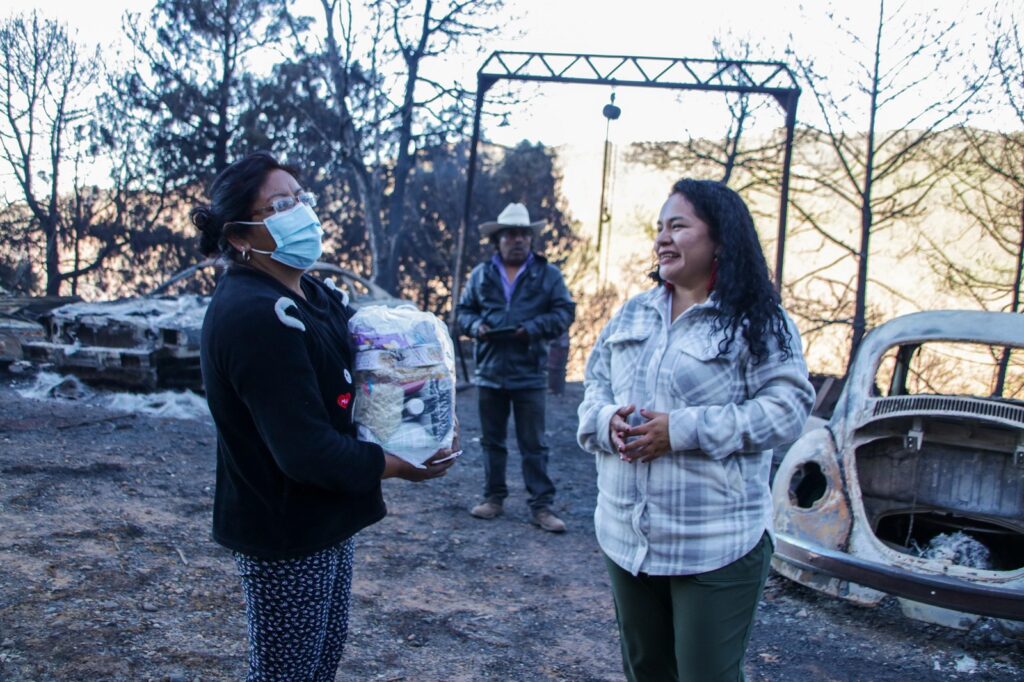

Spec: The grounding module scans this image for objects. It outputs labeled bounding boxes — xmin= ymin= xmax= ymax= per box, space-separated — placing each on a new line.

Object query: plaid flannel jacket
xmin=577 ymin=286 xmax=815 ymax=576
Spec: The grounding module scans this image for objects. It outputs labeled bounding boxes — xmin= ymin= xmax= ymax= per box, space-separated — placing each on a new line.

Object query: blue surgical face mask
xmin=249 ymin=203 xmax=323 ymax=270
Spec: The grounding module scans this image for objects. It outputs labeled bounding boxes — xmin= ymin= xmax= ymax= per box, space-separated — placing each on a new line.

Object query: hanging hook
xmin=602 ymin=91 xmax=621 ymax=120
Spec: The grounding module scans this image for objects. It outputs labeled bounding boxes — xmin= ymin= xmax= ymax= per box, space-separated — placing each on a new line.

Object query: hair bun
xmin=190 ymin=206 xmax=221 ymax=256
xmin=190 ymin=206 xmax=212 ymax=231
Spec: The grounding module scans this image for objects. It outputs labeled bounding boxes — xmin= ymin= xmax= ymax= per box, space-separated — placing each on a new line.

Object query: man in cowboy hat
xmin=456 ymin=202 xmax=576 ymax=532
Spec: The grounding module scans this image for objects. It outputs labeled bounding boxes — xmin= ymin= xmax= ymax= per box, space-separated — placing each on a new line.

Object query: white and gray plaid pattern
xmin=578 ymin=286 xmax=815 ymax=576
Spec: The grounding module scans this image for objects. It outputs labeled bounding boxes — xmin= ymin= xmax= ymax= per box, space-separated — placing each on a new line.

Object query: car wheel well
xmin=789 ymin=460 xmax=828 ymax=509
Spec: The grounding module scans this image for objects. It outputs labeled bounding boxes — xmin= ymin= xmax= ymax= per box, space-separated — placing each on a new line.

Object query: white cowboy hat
xmin=479 ymin=202 xmax=546 ymax=239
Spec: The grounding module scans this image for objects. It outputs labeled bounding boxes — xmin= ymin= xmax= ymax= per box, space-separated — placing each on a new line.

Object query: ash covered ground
xmin=0 ymin=373 xmax=1021 ymax=681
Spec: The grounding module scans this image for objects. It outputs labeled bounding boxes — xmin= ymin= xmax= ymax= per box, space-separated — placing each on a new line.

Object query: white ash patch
xmin=16 ymin=371 xmax=209 ymax=421
xmin=17 ymin=371 xmax=92 ymax=401
xmin=106 ymin=389 xmax=210 ymax=421
xmin=911 ymin=531 xmax=993 ymax=569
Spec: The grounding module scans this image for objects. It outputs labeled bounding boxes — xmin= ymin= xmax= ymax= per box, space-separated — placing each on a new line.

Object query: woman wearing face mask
xmin=192 ymin=151 xmax=456 ymax=681
xmin=577 ymin=179 xmax=814 ymax=682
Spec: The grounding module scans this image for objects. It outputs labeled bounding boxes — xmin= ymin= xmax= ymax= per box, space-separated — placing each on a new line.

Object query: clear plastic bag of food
xmin=348 ymin=305 xmax=456 ymax=466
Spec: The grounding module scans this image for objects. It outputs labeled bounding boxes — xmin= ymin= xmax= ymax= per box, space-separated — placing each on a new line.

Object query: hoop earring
xmin=708 ymin=256 xmax=719 ymax=292
xmin=241 ymin=248 xmax=252 ymax=263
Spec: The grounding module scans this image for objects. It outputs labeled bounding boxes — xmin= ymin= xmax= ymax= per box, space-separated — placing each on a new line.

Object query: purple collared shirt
xmin=491 ymin=251 xmax=534 ymax=302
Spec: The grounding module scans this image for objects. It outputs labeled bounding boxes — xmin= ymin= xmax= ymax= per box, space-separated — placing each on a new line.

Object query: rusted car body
xmin=0 ymin=316 xmax=46 ymax=364
xmin=0 ymin=292 xmax=80 ymax=364
xmin=772 ymin=310 xmax=1024 ymax=630
xmin=22 ymin=261 xmax=408 ymax=392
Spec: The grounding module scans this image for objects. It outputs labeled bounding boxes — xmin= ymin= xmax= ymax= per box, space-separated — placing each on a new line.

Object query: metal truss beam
xmin=452 ymin=51 xmax=801 ymax=315
xmin=477 ymin=52 xmax=800 ymax=113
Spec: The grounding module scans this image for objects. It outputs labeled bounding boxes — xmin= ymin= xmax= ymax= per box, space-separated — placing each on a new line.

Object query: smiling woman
xmin=653 ymin=192 xmax=719 ymax=309
xmin=577 ymin=178 xmax=815 ymax=682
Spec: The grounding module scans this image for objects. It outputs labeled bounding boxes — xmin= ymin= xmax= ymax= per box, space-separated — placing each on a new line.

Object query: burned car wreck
xmin=22 ymin=261 xmax=409 ymax=392
xmin=772 ymin=310 xmax=1024 ymax=631
xmin=0 ymin=288 xmax=80 ymax=365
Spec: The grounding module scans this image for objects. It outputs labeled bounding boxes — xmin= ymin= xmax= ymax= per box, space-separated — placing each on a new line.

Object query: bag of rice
xmin=348 ymin=305 xmax=456 ymax=466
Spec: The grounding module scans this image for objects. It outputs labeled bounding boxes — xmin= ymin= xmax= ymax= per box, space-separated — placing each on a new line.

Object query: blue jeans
xmin=478 ymin=386 xmax=556 ymax=510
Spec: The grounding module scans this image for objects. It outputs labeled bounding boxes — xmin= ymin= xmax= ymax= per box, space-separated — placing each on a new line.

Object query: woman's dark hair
xmin=652 ymin=178 xmax=792 ymax=363
xmin=189 ymin=151 xmax=299 ymax=259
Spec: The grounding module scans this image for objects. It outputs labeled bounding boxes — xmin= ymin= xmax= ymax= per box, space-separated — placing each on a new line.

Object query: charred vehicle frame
xmin=772 ymin=310 xmax=1024 ymax=631
xmin=22 ymin=261 xmax=408 ymax=392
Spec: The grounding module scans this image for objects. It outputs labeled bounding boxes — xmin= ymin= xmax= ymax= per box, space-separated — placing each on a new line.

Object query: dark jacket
xmin=200 ymin=267 xmax=386 ymax=560
xmin=456 ymin=253 xmax=575 ymax=390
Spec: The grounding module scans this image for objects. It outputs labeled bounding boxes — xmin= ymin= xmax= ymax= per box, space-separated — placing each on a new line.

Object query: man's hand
xmin=383 ymin=451 xmax=455 ymax=482
xmin=476 ymin=323 xmax=490 ymax=339
xmin=619 ymin=408 xmax=671 ymax=463
xmin=513 ymin=326 xmax=528 ymax=339
xmin=609 ymin=404 xmax=635 ymax=454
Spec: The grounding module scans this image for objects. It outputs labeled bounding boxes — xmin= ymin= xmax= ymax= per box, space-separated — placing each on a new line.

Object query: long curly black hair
xmin=652 ymin=178 xmax=792 ymax=363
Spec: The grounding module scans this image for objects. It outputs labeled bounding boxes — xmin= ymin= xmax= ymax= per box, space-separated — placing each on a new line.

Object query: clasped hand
xmin=609 ymin=405 xmax=671 ymax=463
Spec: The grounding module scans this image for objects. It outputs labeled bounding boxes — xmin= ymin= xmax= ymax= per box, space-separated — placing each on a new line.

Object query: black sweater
xmin=200 ymin=267 xmax=386 ymax=559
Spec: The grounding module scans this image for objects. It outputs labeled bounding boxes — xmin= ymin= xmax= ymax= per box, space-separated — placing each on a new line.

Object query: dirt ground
xmin=1 ymin=372 xmax=1022 ymax=682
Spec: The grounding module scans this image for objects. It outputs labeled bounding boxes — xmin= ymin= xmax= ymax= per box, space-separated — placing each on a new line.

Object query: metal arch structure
xmin=451 ymin=51 xmax=802 ymax=311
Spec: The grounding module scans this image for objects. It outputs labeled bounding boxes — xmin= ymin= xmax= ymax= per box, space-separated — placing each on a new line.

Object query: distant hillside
xmin=548 ymin=129 xmax=1021 ymax=376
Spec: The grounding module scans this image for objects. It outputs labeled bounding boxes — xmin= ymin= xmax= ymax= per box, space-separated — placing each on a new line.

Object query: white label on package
xmin=355 ymin=349 xmax=392 ymax=371
xmin=396 ymin=346 xmax=443 ymax=367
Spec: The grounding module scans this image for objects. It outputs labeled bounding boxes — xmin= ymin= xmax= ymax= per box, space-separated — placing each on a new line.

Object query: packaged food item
xmin=348 ymin=305 xmax=456 ymax=465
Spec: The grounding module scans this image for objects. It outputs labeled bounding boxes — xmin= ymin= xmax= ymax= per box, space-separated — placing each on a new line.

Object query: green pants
xmin=604 ymin=532 xmax=772 ymax=682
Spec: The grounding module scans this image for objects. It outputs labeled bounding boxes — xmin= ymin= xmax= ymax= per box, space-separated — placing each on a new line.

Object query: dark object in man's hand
xmin=480 ymin=326 xmax=519 ymax=339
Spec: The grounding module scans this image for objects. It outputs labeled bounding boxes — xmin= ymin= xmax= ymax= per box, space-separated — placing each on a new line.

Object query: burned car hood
xmin=45 ymin=296 xmax=210 ymax=345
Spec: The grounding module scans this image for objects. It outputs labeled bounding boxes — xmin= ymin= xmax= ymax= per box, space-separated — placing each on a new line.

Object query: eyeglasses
xmin=253 ymin=191 xmax=317 ymax=217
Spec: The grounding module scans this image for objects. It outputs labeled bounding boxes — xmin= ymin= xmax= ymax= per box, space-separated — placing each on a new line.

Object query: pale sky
xmin=7 ymin=0 xmax=1014 ymax=149
xmin=2 ymin=0 xmax=1015 ymax=220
